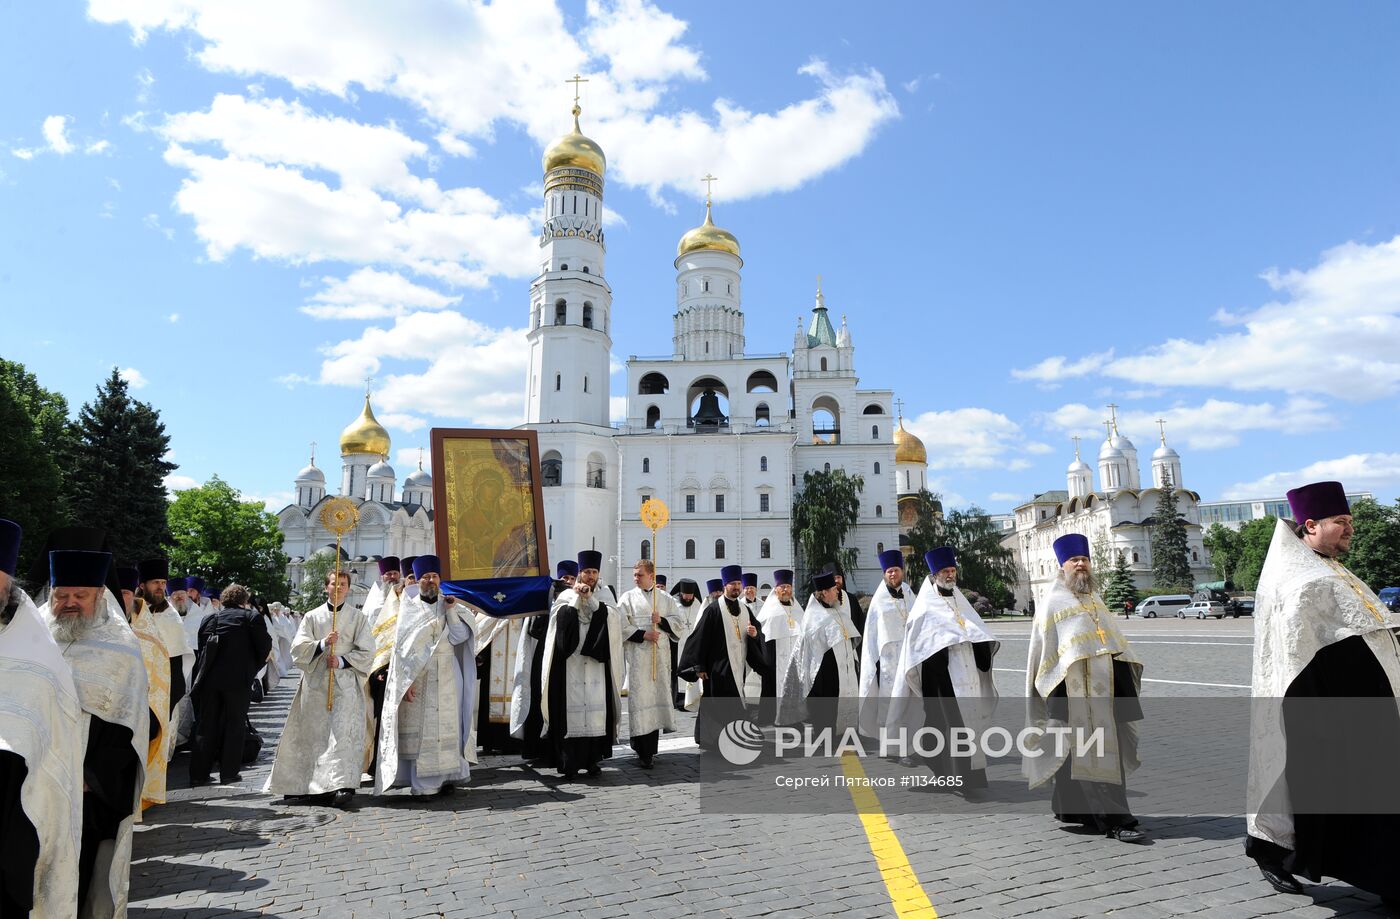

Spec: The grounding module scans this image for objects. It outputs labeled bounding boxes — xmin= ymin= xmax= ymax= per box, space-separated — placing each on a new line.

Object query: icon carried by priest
xmin=1023 ymin=534 xmax=1146 ymax=843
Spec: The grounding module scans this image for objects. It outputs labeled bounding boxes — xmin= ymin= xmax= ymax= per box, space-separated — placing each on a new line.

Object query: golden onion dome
xmin=677 ymin=202 xmax=741 ymax=259
xmin=894 ymin=418 xmax=927 ymax=466
xmin=542 ymin=104 xmax=606 ymax=176
xmin=340 ymin=395 xmax=391 ymax=457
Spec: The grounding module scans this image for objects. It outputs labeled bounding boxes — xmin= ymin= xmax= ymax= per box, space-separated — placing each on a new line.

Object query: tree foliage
xmin=0 ymin=378 xmax=63 ymax=581
xmin=941 ymin=506 xmax=1018 ymax=609
xmin=901 ymin=489 xmax=944 ymax=585
xmin=65 ymin=369 xmax=176 ymax=563
xmin=1233 ymin=516 xmax=1277 ymax=591
xmin=1343 ymin=498 xmax=1400 ymax=592
xmin=1150 ymin=481 xmax=1192 ymax=592
xmin=790 ymin=468 xmax=864 ymax=596
xmin=1203 ymin=523 xmax=1242 ymax=586
xmin=291 ymin=552 xmax=338 ymax=613
xmin=167 ymin=476 xmax=291 ymax=602
xmin=1102 ymin=550 xmax=1140 ymax=613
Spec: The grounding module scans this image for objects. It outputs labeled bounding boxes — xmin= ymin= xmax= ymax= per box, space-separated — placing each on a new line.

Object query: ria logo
xmin=718 ymin=719 xmax=764 ymax=765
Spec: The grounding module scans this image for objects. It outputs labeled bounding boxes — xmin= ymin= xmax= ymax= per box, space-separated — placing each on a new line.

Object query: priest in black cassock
xmin=1246 ymin=481 xmax=1400 ymax=904
xmin=677 ymin=565 xmax=770 ymax=749
xmin=512 ymin=559 xmax=575 ymax=764
xmin=540 ymin=551 xmax=622 ymax=778
xmin=667 ymin=578 xmax=703 ymax=709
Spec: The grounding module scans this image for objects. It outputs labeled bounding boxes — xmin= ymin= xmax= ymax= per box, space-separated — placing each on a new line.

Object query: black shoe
xmin=585 ymin=764 xmax=602 ymax=777
xmin=436 ymin=783 xmax=455 ymax=797
xmin=221 ymin=774 xmax=243 ymax=785
xmin=330 ymin=789 xmax=354 ymax=809
xmin=638 ymin=756 xmax=654 ymax=770
xmin=1258 ymin=865 xmax=1305 ymax=895
xmin=1106 ymin=826 xmax=1146 ymax=844
xmin=961 ymin=787 xmax=988 ymax=803
xmin=188 ymin=776 xmax=213 ymax=787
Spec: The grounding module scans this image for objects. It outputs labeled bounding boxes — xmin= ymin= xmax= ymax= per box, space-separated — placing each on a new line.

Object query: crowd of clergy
xmin=1 ymin=478 xmax=1397 ymax=915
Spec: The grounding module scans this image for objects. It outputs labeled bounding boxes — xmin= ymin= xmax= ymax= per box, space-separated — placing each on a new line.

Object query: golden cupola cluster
xmin=894 ymin=417 xmax=927 ymax=466
xmin=339 ymin=394 xmax=392 ymax=457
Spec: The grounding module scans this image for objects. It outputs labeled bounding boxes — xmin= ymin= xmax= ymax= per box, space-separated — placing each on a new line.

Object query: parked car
xmin=1179 ymin=600 xmax=1228 ymax=619
xmin=1229 ymin=598 xmax=1255 ymax=617
xmin=1137 ymin=594 xmax=1192 ymax=618
xmin=1380 ymin=587 xmax=1400 ymax=613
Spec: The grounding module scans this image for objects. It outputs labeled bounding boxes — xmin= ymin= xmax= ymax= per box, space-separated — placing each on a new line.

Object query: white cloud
xmin=1017 ymin=235 xmax=1400 ymax=401
xmin=91 ymin=1 xmax=897 ymax=204
xmin=119 ymin=367 xmax=148 ymax=388
xmin=988 ymin=491 xmax=1026 ymax=504
xmin=136 ymin=67 xmax=155 ymax=103
xmin=165 ymin=473 xmax=199 ymax=495
xmin=394 ymin=446 xmax=430 ymax=469
xmin=379 ymin=412 xmax=428 ymax=432
xmin=905 ymin=407 xmax=1035 ymax=470
xmin=302 ymin=267 xmax=460 ymax=320
xmin=1039 ymin=397 xmax=1335 ymax=451
xmin=610 ymin=396 xmax=627 ymax=424
xmin=1011 ymin=350 xmax=1113 ymax=385
xmin=43 ymin=115 xmax=75 ymax=154
xmin=246 ymin=489 xmax=295 ymax=512
xmin=144 ymin=213 xmax=175 ymax=240
xmin=85 ymin=140 xmax=111 ymax=155
xmin=1225 ymin=453 xmax=1400 ymax=500
xmin=168 ymin=312 xmax=180 ymax=322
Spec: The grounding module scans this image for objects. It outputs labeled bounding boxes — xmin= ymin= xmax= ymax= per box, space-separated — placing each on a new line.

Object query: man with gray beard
xmin=1023 ymin=534 xmax=1146 ymax=843
xmin=41 ymin=549 xmax=148 ymax=916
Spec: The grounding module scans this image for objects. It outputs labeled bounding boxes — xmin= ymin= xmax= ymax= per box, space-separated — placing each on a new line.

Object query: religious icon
xmin=430 ymin=428 xmax=549 ymax=580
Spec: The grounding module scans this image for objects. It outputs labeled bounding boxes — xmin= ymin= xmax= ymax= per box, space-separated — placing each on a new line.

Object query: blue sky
xmin=4 ymin=1 xmax=1400 ymax=513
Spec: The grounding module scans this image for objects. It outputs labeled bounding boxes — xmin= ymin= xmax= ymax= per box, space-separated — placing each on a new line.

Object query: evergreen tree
xmin=1343 ymin=498 xmax=1400 ymax=592
xmin=901 ymin=489 xmax=945 ymax=585
xmin=939 ymin=505 xmax=1019 ymax=609
xmin=790 ymin=468 xmax=864 ymax=599
xmin=167 ymin=476 xmax=291 ymax=602
xmin=1102 ymin=550 xmax=1140 ymax=614
xmin=0 ymin=378 xmax=64 ymax=581
xmin=1150 ymin=473 xmax=1193 ymax=592
xmin=65 ymin=368 xmax=175 ymax=563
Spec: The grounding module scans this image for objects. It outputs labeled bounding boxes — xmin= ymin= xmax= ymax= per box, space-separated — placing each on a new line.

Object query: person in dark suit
xmin=189 ymin=584 xmax=272 ymax=785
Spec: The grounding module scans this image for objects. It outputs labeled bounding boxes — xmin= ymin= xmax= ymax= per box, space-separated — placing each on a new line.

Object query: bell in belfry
xmin=692 ymin=389 xmax=727 ymax=429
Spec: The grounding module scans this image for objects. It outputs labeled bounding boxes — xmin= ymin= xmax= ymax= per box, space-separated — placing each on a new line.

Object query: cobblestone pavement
xmin=130 ymin=618 xmax=1394 ymax=918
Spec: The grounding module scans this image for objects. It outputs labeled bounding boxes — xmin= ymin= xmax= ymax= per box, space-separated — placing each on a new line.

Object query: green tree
xmin=1203 ymin=523 xmax=1242 ymax=586
xmin=1233 ymin=516 xmax=1277 ymax=591
xmin=0 ymin=360 xmax=75 ymax=578
xmin=1102 ymin=550 xmax=1140 ymax=614
xmin=901 ymin=489 xmax=944 ymax=585
xmin=790 ymin=468 xmax=864 ymax=598
xmin=65 ymin=368 xmax=176 ymax=563
xmin=167 ymin=476 xmax=290 ymax=602
xmin=1150 ymin=476 xmax=1192 ymax=592
xmin=1091 ymin=531 xmax=1113 ymax=579
xmin=1344 ymin=498 xmax=1400 ymax=592
xmin=939 ymin=505 xmax=1019 ymax=610
xmin=291 ymin=552 xmax=337 ymax=613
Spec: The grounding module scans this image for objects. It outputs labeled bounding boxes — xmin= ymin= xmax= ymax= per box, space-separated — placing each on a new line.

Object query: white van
xmin=1137 ymin=594 xmax=1192 ymax=618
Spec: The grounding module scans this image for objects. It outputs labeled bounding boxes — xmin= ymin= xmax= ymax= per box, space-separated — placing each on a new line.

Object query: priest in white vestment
xmin=754 ymin=570 xmax=802 ymax=722
xmin=541 ymin=550 xmax=623 ymax=777
xmin=780 ymin=569 xmax=859 ymax=732
xmin=858 ymin=549 xmax=915 ymax=741
xmin=117 ymin=566 xmax=170 ymax=810
xmin=887 ymin=547 xmax=999 ymax=797
xmin=376 ymin=556 xmax=475 ymax=795
xmin=362 ymin=556 xmax=404 ymax=775
xmin=265 ymin=569 xmax=374 ymax=808
xmin=42 ymin=550 xmax=149 ymax=918
xmin=616 ymin=559 xmax=678 ymax=768
xmin=139 ymin=564 xmax=192 ymax=758
xmin=510 ymin=560 xmax=575 ymax=763
xmin=0 ymin=520 xmax=83 ymax=919
xmin=1245 ymin=482 xmax=1400 ymax=902
xmin=1023 ymin=534 xmax=1145 ymax=843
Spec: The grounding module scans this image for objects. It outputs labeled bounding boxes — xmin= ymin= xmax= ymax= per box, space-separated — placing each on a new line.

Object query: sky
xmin=4 ymin=1 xmax=1400 ymax=514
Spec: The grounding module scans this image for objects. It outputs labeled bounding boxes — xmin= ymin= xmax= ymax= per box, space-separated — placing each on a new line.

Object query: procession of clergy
xmin=3 ymin=478 xmax=1399 ymax=915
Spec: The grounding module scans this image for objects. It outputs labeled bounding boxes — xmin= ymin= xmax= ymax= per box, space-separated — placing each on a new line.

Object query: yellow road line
xmin=840 ymin=753 xmax=938 ymax=918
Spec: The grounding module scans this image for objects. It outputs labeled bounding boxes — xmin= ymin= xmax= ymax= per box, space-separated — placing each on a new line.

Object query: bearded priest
xmin=858 ymin=549 xmax=915 ymax=741
xmin=780 ymin=569 xmax=860 ymax=732
xmin=677 ymin=566 xmax=770 ymax=748
xmin=1023 ymin=534 xmax=1145 ymax=843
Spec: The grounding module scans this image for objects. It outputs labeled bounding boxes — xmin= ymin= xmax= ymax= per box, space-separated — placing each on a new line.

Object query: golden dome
xmin=677 ymin=202 xmax=741 ymax=259
xmin=542 ymin=105 xmax=606 ymax=176
xmin=340 ymin=394 xmax=391 ymax=457
xmin=894 ymin=418 xmax=927 ymax=466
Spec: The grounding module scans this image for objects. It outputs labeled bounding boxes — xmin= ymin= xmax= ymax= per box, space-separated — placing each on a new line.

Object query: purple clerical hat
xmin=1053 ymin=534 xmax=1091 ymax=566
xmin=412 ymin=555 xmax=442 ymax=579
xmin=742 ymin=572 xmax=757 ymax=588
xmin=720 ymin=565 xmax=743 ymax=585
xmin=557 ymin=560 xmax=578 ymax=578
xmin=577 ymin=550 xmax=603 ymax=572
xmin=1286 ymin=481 xmax=1350 ymax=524
xmin=813 ymin=570 xmax=838 ymax=592
xmin=925 ymin=546 xmax=957 ymax=573
xmin=773 ymin=569 xmax=794 ymax=586
xmin=378 ymin=556 xmax=401 ymax=575
xmin=878 ymin=548 xmax=905 ymax=571
xmin=706 ymin=578 xmax=723 ymax=594
xmin=50 ymin=550 xmax=112 ymax=588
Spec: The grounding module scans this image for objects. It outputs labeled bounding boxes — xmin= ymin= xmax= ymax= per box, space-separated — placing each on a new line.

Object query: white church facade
xmin=1003 ymin=412 xmax=1213 ymax=612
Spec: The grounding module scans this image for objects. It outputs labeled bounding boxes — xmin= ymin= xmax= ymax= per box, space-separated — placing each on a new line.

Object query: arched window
xmin=582 ymin=302 xmax=594 ymax=329
xmin=1132 ymin=551 xmax=1140 ymax=563
xmin=872 ymin=425 xmax=879 ymax=439
xmin=877 ymin=542 xmax=885 ymax=555
xmin=685 ymin=539 xmax=696 ymax=559
xmin=641 ymin=539 xmax=651 ymax=561
xmin=746 ymin=370 xmax=778 ymax=393
xmin=554 ymin=299 xmax=566 ymax=325
xmin=1192 ymin=550 xmax=1199 ymax=561
xmin=639 ymin=372 xmax=670 ymax=395
xmin=646 ymin=405 xmax=660 ymax=429
xmin=824 ymin=463 xmax=831 ymax=473
xmin=863 ymin=403 xmax=884 ymax=415
xmin=581 ymin=266 xmax=590 ymax=274
xmin=755 ymin=403 xmax=770 ymax=426
xmin=541 ymin=451 xmax=563 ymax=488
xmin=642 ymin=457 xmax=650 ymax=474
xmin=820 ymin=357 xmax=827 ymax=371
xmin=904 ymin=470 xmax=910 ymax=490
xmin=714 ymin=539 xmax=725 ymax=559
xmin=875 ymin=505 xmax=883 ymax=517
xmin=760 ymin=538 xmax=771 ymax=559
xmin=874 ymin=462 xmax=881 ymax=475
xmin=759 ymin=456 xmax=768 ymax=472
xmin=560 ymin=263 xmax=568 ymax=271
xmin=586 ymin=453 xmax=606 ymax=489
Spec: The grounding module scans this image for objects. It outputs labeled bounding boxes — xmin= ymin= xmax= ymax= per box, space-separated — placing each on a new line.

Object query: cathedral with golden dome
xmin=524 ymin=96 xmax=924 ymax=591
xmin=275 ymin=391 xmax=437 ymax=601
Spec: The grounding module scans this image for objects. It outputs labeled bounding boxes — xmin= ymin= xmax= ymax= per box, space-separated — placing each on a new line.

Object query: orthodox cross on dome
xmin=1071 ymin=434 xmax=1081 ymax=459
xmin=418 ymin=446 xmax=425 ymax=470
xmin=895 ymin=397 xmax=905 ymax=421
xmin=702 ymin=173 xmax=718 ymax=207
xmin=566 ymin=73 xmax=589 ymax=104
xmin=364 ymin=375 xmax=375 ymax=397
xmin=1156 ymin=418 xmax=1168 ymax=443
xmin=1102 ymin=419 xmax=1113 ymax=442
xmin=816 ymin=273 xmax=823 ymax=294
xmin=310 ymin=441 xmax=317 ymax=466
xmin=1106 ymin=402 xmax=1120 ymax=433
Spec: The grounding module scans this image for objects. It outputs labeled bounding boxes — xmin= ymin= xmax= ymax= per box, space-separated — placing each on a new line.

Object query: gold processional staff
xmin=639 ymin=498 xmax=670 ymax=679
xmin=318 ymin=497 xmax=360 ymax=712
